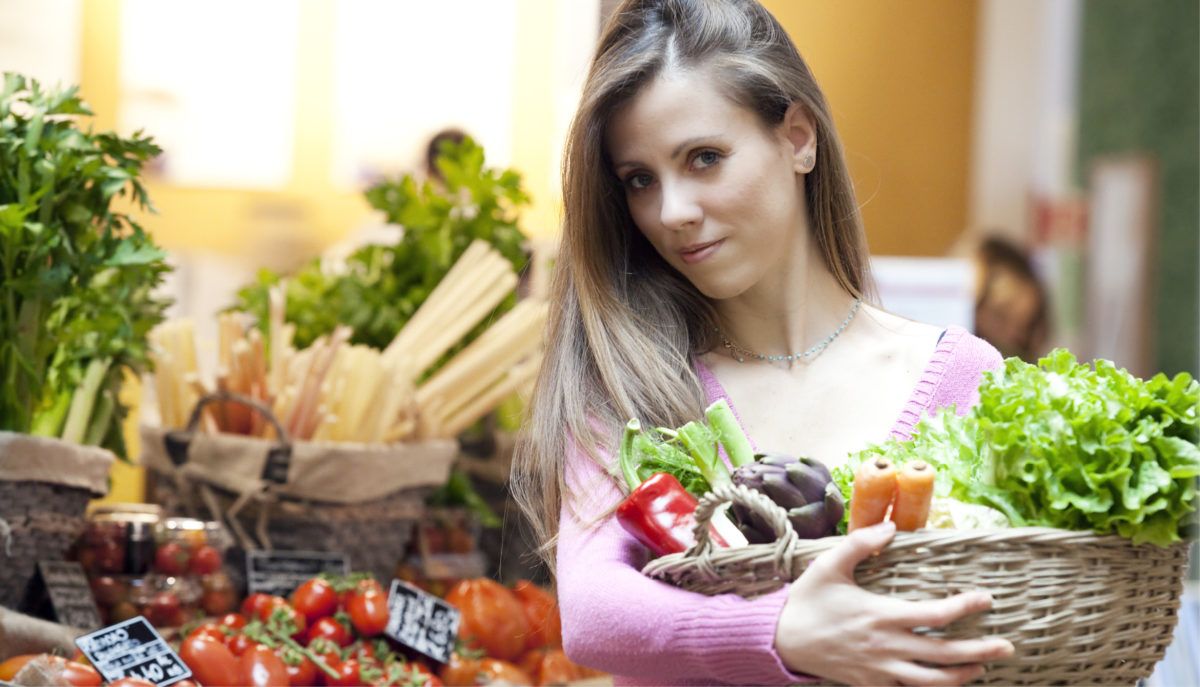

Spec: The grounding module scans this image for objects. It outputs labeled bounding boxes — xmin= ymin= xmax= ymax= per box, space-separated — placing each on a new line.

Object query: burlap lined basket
xmin=141 ymin=392 xmax=457 ymax=587
xmin=643 ymin=483 xmax=1190 ymax=686
xmin=0 ymin=432 xmax=114 ymax=609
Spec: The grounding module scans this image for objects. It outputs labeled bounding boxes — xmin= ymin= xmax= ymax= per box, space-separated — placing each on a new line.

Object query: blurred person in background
xmin=973 ymin=236 xmax=1049 ymax=362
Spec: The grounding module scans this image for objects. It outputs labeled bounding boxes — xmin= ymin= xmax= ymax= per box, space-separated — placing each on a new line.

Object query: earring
xmin=797 ymin=154 xmax=814 ymax=173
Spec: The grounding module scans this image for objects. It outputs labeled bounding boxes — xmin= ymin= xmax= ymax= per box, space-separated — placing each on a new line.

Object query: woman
xmin=512 ymin=1 xmax=1015 ymax=684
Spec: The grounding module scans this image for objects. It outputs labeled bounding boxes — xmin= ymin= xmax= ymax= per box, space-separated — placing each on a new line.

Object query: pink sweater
xmin=556 ymin=326 xmax=1002 ymax=686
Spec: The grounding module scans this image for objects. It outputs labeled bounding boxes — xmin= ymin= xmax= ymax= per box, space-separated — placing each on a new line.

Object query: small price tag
xmin=33 ymin=561 xmax=102 ymax=630
xmin=246 ymin=550 xmax=349 ymax=597
xmin=260 ymin=445 xmax=293 ymax=484
xmin=384 ymin=579 xmax=461 ymax=664
xmin=75 ymin=616 xmax=192 ymax=686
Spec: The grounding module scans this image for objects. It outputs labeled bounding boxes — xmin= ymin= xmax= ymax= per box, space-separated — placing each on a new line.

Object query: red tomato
xmin=89 ymin=575 xmax=128 ymax=606
xmin=291 ymin=578 xmax=339 ymax=623
xmin=277 ymin=648 xmax=316 ymax=687
xmin=228 ymin=633 xmax=261 ymax=657
xmin=256 ymin=595 xmax=290 ymax=621
xmin=339 ymin=577 xmax=385 ymax=606
xmin=189 ymin=544 xmax=223 ymax=575
xmin=327 ymin=659 xmax=366 ymax=687
xmin=439 ymin=654 xmax=531 ymax=687
xmin=306 ymin=637 xmax=343 ymax=676
xmin=444 ymin=579 xmax=530 ymax=662
xmin=145 ymin=590 xmax=184 ymax=628
xmin=242 ymin=592 xmax=276 ymax=618
xmin=262 ymin=601 xmax=308 ymax=639
xmin=173 ymin=681 xmax=200 ymax=687
xmin=308 ymin=616 xmax=353 ymax=647
xmin=154 ymin=541 xmax=190 ymax=575
xmin=179 ymin=635 xmax=241 ymax=687
xmin=221 ymin=612 xmax=249 ymax=630
xmin=185 ymin=623 xmax=228 ymax=646
xmin=521 ymin=648 xmax=583 ymax=686
xmin=511 ymin=580 xmax=563 ymax=650
xmin=240 ymin=644 xmax=290 ymax=687
xmin=347 ymin=590 xmax=389 ymax=637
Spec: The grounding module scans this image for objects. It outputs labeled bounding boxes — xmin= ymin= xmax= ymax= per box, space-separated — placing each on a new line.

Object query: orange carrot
xmin=891 ymin=460 xmax=935 ymax=531
xmin=848 ymin=458 xmax=898 ymax=531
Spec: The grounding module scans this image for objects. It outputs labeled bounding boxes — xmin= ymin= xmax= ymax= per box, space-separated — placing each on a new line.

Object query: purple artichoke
xmin=731 ymin=453 xmax=844 ymax=541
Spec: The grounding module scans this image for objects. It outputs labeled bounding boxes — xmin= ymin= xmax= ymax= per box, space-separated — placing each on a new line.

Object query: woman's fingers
xmin=812 ymin=520 xmax=896 ymax=580
xmin=894 ymin=633 xmax=1015 ymax=665
xmin=885 ymin=659 xmax=987 ymax=687
xmin=887 ymin=590 xmax=995 ymax=628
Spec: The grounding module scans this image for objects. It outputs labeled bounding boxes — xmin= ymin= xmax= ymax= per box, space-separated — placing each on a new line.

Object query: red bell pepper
xmin=615 ymin=419 xmax=729 ymax=556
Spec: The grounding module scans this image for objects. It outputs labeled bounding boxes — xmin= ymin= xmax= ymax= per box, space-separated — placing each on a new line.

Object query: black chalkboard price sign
xmin=74 ymin=616 xmax=192 ymax=686
xmin=36 ymin=561 xmax=102 ymax=630
xmin=246 ymin=550 xmax=349 ymax=598
xmin=383 ymin=579 xmax=461 ymax=664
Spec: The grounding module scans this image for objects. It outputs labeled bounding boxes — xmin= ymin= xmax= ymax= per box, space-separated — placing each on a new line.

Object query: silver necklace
xmin=717 ymin=298 xmax=862 ymax=365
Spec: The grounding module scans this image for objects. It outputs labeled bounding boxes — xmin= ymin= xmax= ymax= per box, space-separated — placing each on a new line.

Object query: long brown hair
xmin=511 ymin=0 xmax=872 ymax=571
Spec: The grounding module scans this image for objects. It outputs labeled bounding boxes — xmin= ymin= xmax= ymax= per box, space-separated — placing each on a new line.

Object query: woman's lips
xmin=679 ymin=239 xmax=724 ymax=265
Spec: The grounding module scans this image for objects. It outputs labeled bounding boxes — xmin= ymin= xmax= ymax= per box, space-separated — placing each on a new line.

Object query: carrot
xmin=891 ymin=460 xmax=935 ymax=531
xmin=848 ymin=458 xmax=898 ymax=531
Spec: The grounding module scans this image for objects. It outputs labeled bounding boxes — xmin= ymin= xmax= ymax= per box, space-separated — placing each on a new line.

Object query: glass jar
xmin=76 ymin=503 xmax=163 ymax=576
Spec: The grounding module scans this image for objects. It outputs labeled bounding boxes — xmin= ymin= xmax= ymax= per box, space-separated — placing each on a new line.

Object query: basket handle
xmin=162 ymin=391 xmax=294 ymax=485
xmin=687 ymin=482 xmax=799 ymax=567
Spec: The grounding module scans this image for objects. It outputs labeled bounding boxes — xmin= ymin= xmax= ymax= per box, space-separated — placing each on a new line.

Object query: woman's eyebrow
xmin=613 ymin=135 xmax=723 ymax=172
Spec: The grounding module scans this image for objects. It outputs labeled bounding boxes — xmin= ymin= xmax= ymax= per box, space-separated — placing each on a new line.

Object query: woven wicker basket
xmin=142 ymin=393 xmax=456 ymax=587
xmin=0 ymin=433 xmax=114 ymax=609
xmin=643 ymin=484 xmax=1190 ymax=686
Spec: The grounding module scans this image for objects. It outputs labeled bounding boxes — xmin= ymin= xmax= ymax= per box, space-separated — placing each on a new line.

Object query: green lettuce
xmin=831 ymin=349 xmax=1199 ymax=546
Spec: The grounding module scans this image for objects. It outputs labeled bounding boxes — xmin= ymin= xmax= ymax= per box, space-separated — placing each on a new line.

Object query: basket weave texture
xmin=643 ymin=484 xmax=1190 ymax=686
xmin=0 ymin=481 xmax=94 ymax=609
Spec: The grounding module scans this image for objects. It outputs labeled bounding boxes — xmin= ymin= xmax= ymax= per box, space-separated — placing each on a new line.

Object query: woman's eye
xmin=626 ymin=173 xmax=653 ymax=190
xmin=693 ymin=150 xmax=721 ymax=169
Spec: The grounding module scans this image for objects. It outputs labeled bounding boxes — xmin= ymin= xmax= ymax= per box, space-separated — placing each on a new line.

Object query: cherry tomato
xmin=189 ymin=544 xmax=223 ymax=575
xmin=145 ymin=590 xmax=184 ymax=628
xmin=154 ymin=541 xmax=190 ymax=575
xmin=89 ymin=575 xmax=128 ymax=606
xmin=308 ymin=616 xmax=353 ymax=647
xmin=276 ymin=647 xmax=317 ymax=687
xmin=243 ymin=592 xmax=276 ymax=618
xmin=240 ymin=644 xmax=290 ymax=687
xmin=256 ymin=595 xmax=290 ymax=621
xmin=306 ymin=637 xmax=343 ymax=674
xmin=185 ymin=623 xmax=227 ymax=645
xmin=347 ymin=589 xmax=390 ymax=637
xmin=291 ymin=578 xmax=339 ymax=623
xmin=220 ymin=612 xmax=249 ymax=630
xmin=263 ymin=601 xmax=308 ymax=639
xmin=327 ymin=659 xmax=366 ymax=687
xmin=179 ymin=635 xmax=241 ymax=687
xmin=228 ymin=633 xmax=261 ymax=657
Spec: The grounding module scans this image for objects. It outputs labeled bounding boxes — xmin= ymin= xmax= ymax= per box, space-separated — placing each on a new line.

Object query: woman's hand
xmin=774 ymin=520 xmax=1015 ymax=686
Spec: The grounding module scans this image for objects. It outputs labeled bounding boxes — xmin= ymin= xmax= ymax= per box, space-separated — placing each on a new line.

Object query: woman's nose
xmin=659 ymin=179 xmax=703 ymax=230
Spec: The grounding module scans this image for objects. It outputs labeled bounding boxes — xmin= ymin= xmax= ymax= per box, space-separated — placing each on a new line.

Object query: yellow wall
xmin=762 ymin=0 xmax=979 ymax=256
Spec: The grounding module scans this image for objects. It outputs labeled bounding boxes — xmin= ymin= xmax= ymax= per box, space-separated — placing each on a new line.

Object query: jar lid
xmin=87 ymin=502 xmax=163 ymax=524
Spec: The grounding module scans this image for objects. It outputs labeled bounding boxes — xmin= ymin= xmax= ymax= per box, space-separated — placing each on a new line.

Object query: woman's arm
xmin=556 ymin=442 xmax=806 ymax=685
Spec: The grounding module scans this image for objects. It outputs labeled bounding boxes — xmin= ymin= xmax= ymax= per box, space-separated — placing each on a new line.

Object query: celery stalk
xmin=61 ymin=357 xmax=110 ymax=444
xmin=706 ymin=399 xmax=755 ymax=468
xmin=84 ymin=389 xmax=115 ymax=446
xmin=677 ymin=421 xmax=731 ymax=489
xmin=30 ymin=389 xmax=71 ymax=437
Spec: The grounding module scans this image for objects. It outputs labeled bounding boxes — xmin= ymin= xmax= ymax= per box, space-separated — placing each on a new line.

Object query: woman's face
xmin=606 ymin=68 xmax=811 ymax=300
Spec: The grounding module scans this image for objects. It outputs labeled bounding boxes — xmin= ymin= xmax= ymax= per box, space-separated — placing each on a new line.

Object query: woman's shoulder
xmin=925 ymin=324 xmax=1003 ymax=414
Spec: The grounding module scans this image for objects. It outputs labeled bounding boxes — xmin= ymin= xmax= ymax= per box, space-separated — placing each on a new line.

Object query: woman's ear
xmin=780 ymin=102 xmax=818 ymax=174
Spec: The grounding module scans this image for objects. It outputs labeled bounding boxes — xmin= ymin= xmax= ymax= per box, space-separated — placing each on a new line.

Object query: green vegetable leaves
xmin=832 ymin=349 xmax=1199 ymax=546
xmin=0 ymin=73 xmax=169 ymax=456
xmin=233 ymin=137 xmax=529 ymax=354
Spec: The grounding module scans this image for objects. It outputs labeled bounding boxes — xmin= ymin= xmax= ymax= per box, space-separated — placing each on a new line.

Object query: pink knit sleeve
xmin=928 ymin=329 xmax=1004 ymax=416
xmin=556 ymin=437 xmax=811 ymax=686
